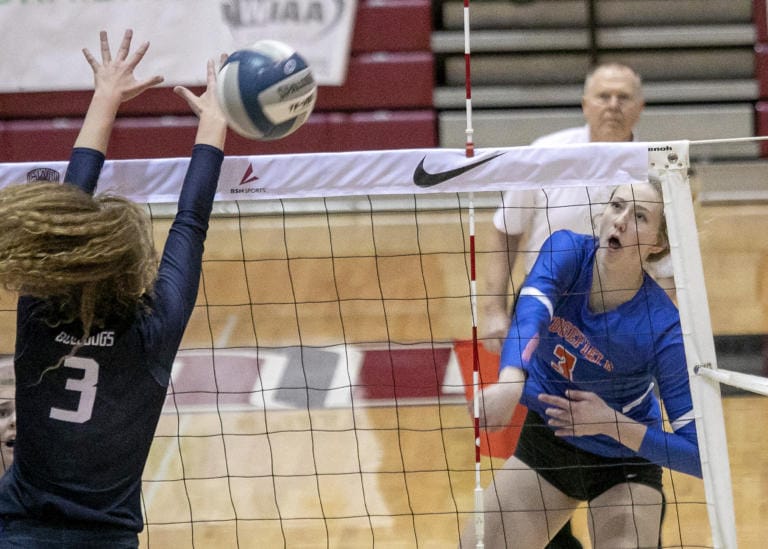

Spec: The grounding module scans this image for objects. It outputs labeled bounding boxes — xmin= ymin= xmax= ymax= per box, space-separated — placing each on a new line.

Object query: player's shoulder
xmin=544 ymin=229 xmax=593 ymax=252
xmin=642 ymin=276 xmax=681 ymax=324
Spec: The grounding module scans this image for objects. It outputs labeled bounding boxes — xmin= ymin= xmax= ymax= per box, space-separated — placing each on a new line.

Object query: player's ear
xmin=648 ymin=241 xmax=666 ymax=256
xmin=647 ymin=230 xmax=669 ymax=259
xmin=591 ymin=212 xmax=603 ymax=234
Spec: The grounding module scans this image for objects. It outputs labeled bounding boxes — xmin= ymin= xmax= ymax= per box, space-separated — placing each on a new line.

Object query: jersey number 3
xmin=49 ymin=357 xmax=99 ymax=424
xmin=551 ymin=344 xmax=577 ymax=380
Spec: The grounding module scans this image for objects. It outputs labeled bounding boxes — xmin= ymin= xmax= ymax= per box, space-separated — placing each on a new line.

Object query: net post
xmin=651 ymin=140 xmax=738 ymax=548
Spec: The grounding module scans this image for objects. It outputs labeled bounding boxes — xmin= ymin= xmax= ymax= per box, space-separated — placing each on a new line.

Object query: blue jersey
xmin=0 ymin=145 xmax=223 ymax=530
xmin=500 ymin=230 xmax=700 ymax=477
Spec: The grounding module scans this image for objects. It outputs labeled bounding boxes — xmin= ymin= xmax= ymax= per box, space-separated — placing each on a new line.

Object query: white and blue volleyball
xmin=216 ymin=40 xmax=317 ymax=140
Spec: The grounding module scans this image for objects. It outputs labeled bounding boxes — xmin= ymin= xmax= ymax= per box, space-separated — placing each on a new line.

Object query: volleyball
xmin=216 ymin=40 xmax=317 ymax=141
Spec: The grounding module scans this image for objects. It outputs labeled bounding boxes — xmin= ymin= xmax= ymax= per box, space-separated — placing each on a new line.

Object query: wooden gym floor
xmin=136 ymin=395 xmax=767 ymax=548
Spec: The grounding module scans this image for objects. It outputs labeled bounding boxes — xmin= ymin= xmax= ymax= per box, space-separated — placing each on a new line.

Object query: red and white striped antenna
xmin=462 ymin=0 xmax=485 ymax=547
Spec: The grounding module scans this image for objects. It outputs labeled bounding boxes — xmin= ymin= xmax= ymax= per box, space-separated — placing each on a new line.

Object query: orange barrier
xmin=454 ymin=339 xmax=527 ymax=460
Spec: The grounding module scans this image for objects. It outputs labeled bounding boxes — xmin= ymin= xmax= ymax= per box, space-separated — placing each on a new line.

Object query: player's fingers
xmin=99 ymin=30 xmax=111 ymax=63
xmin=538 ymin=393 xmax=569 ymax=408
xmin=117 ymin=28 xmax=133 ymax=60
xmin=563 ymin=389 xmax=592 ymax=401
xmin=543 ymin=406 xmax=568 ymax=421
xmin=127 ymin=41 xmax=151 ymax=70
xmin=174 ymin=86 xmax=201 ymax=115
xmin=81 ymin=48 xmax=99 ymax=70
xmin=132 ymin=75 xmax=165 ymax=95
xmin=207 ymin=58 xmax=217 ymax=85
xmin=173 ymin=85 xmax=192 ymax=101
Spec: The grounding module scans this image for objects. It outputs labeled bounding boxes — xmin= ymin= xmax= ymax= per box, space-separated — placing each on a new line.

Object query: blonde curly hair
xmin=0 ymin=181 xmax=158 ymax=336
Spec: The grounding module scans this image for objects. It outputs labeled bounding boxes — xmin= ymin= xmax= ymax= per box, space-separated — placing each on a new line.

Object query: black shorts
xmin=514 ymin=410 xmax=663 ymax=501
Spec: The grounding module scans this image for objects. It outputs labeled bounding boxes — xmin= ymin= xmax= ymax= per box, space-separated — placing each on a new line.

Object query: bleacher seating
xmin=433 ymin=0 xmax=765 ymax=161
xmin=0 ymin=0 xmax=436 ymax=161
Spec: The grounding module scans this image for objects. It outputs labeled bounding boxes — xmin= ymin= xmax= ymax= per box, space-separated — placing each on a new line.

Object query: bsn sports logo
xmin=231 ymin=163 xmax=266 ymax=194
xmin=239 ymin=164 xmax=259 ymax=185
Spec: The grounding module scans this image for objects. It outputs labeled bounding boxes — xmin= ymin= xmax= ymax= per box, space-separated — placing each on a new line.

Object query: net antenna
xmin=461 ymin=1 xmax=485 ymax=548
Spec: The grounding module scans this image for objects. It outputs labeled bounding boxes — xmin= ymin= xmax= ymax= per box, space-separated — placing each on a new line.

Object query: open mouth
xmin=608 ymin=236 xmax=622 ymax=249
xmin=4 ymin=438 xmax=14 ymax=449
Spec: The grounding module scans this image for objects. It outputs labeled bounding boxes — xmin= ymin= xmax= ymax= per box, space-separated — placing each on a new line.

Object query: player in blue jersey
xmin=460 ymin=180 xmax=700 ymax=548
xmin=0 ymin=30 xmax=228 ymax=548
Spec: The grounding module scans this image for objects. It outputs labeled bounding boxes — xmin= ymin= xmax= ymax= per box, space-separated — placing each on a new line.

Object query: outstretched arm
xmin=75 ymin=29 xmax=164 ymax=153
xmin=146 ymin=56 xmax=229 ymax=373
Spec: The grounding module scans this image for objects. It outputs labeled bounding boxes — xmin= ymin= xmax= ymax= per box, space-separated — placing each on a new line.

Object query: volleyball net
xmin=0 ymin=141 xmax=762 ymax=547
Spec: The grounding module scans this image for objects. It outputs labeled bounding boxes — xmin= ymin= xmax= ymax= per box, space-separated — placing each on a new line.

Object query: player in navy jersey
xmin=460 ymin=181 xmax=700 ymax=548
xmin=0 ymin=30 xmax=228 ymax=548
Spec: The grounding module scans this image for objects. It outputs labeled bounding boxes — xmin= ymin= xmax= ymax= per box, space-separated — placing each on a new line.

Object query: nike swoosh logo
xmin=413 ymin=153 xmax=504 ymax=188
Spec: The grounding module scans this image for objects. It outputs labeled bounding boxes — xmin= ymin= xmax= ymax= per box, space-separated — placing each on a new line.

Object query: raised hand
xmin=174 ymin=55 xmax=229 ymax=150
xmin=82 ymin=29 xmax=164 ymax=103
xmin=74 ymin=29 xmax=164 ymax=153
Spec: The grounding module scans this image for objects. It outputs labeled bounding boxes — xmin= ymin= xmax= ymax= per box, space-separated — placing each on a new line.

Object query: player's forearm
xmin=482 ymin=229 xmax=520 ymax=314
xmin=73 ymin=89 xmax=122 ymax=154
xmin=613 ymin=414 xmax=647 ymax=452
xmin=194 ymin=113 xmax=228 ymax=150
xmin=498 ymin=365 xmax=526 ymax=385
xmin=637 ymin=425 xmax=702 ymax=477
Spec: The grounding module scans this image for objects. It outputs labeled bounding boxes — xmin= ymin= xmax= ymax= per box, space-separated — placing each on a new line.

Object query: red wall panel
xmin=756 ymin=101 xmax=768 ymax=157
xmin=0 ymin=111 xmax=437 ymax=162
xmin=755 ymin=0 xmax=768 ymax=43
xmin=0 ymin=0 xmax=436 ymax=159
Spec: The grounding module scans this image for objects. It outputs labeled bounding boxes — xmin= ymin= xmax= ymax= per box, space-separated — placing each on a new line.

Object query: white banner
xmin=0 ymin=143 xmax=652 ymax=203
xmin=0 ymin=0 xmax=356 ymax=91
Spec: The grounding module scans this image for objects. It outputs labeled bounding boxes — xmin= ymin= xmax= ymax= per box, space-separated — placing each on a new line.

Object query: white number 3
xmin=49 ymin=357 xmax=99 ymax=424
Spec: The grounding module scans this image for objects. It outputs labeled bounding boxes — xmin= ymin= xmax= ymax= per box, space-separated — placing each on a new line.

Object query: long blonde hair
xmin=0 ymin=181 xmax=158 ymax=337
xmin=643 ymin=176 xmax=669 ymax=264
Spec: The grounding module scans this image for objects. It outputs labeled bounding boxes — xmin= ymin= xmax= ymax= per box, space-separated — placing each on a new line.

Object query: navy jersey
xmin=0 ymin=145 xmax=223 ymax=530
xmin=500 ymin=230 xmax=700 ymax=477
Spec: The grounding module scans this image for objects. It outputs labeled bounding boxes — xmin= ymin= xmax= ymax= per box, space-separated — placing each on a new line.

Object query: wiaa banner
xmin=0 ymin=0 xmax=356 ymax=91
xmin=0 ymin=143 xmax=650 ymax=204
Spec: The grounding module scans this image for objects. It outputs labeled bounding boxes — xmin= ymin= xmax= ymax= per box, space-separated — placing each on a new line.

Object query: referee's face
xmin=583 ymin=66 xmax=644 ymax=143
